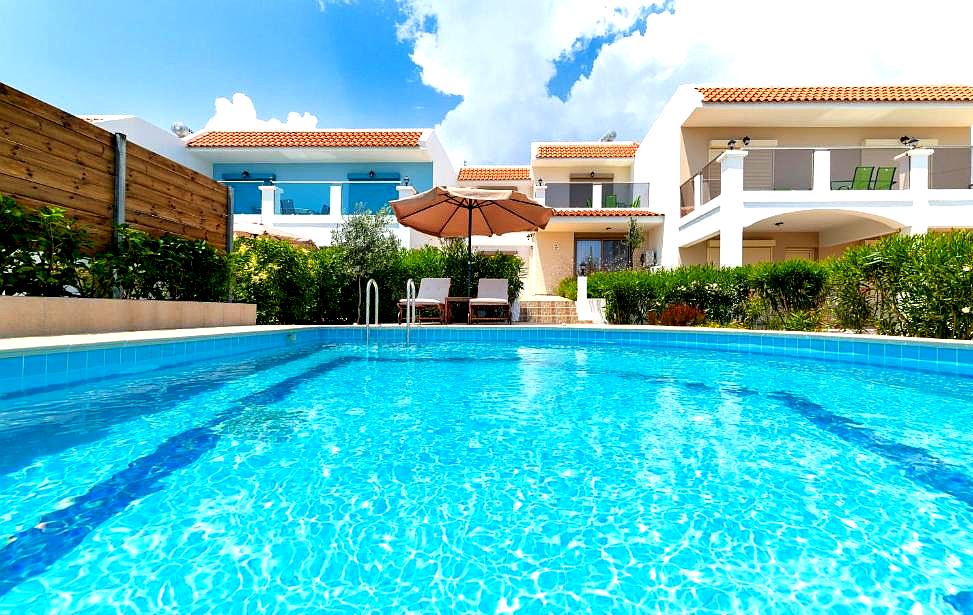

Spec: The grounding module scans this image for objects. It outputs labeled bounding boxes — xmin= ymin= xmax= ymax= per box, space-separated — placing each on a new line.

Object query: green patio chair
xmin=871 ymin=166 xmax=896 ymax=190
xmin=850 ymin=166 xmax=874 ymax=190
xmin=604 ymin=194 xmax=618 ymax=208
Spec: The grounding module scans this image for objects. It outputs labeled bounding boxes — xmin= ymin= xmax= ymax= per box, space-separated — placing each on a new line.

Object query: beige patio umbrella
xmin=390 ymin=186 xmax=553 ymax=297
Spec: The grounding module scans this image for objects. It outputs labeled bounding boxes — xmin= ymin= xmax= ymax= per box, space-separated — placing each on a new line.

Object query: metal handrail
xmin=364 ymin=278 xmax=379 ymax=344
xmin=405 ymin=278 xmax=416 ymax=343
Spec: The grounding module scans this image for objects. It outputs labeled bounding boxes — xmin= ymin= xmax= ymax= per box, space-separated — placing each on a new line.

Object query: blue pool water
xmin=2 ymin=339 xmax=973 ymax=613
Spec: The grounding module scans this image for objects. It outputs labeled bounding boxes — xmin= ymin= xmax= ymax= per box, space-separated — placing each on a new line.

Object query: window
xmin=346 ymin=172 xmax=400 ymax=214
xmin=576 ymin=238 xmax=628 ymax=274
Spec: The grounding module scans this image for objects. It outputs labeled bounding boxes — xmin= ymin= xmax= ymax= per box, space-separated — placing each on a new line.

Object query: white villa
xmin=636 ymin=85 xmax=973 ymax=268
xmin=91 ymin=84 xmax=973 ymax=301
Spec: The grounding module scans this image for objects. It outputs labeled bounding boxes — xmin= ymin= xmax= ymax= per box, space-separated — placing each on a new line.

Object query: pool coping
xmin=2 ymin=323 xmax=972 ymax=356
xmin=1 ymin=324 xmax=972 ymax=398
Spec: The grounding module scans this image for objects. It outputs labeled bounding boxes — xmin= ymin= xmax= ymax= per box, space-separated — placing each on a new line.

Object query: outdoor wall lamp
xmin=241 ymin=170 xmax=250 ymax=179
xmin=536 ymin=178 xmax=544 ymax=186
xmin=590 ymin=171 xmax=596 ymax=178
xmin=900 ymin=135 xmax=920 ymax=148
xmin=368 ymin=170 xmax=376 ymax=178
xmin=402 ymin=176 xmax=410 ymax=186
xmin=742 ymin=136 xmax=751 ymax=147
xmin=727 ymin=139 xmax=737 ymax=150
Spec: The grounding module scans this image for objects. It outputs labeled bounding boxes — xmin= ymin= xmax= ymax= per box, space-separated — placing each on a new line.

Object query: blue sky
xmin=2 ymin=1 xmax=971 ymax=165
xmin=0 ymin=0 xmax=459 ymax=131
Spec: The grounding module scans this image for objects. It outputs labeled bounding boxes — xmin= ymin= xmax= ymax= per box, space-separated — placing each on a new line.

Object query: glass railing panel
xmin=743 ymin=149 xmax=813 ymax=191
xmin=700 ymin=158 xmax=721 ymax=205
xmin=342 ymin=181 xmax=401 ymax=215
xmin=679 ymin=177 xmax=695 ymax=217
xmin=929 ymin=146 xmax=973 ymax=189
xmin=544 ymin=182 xmax=594 ymax=208
xmin=601 ymin=182 xmax=650 ymax=208
xmin=223 ymin=181 xmax=263 ymax=214
xmin=830 ymin=148 xmax=906 ymax=190
xmin=275 ymin=182 xmax=335 ymax=215
xmin=270 ymin=181 xmax=402 ymax=215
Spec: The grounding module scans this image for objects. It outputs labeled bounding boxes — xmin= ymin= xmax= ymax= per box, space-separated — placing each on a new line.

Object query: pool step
xmin=517 ymin=299 xmax=580 ymax=324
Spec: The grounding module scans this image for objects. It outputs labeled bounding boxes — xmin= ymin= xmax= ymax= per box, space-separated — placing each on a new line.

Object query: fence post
xmin=112 ymin=133 xmax=127 ymax=246
xmin=225 ymin=185 xmax=234 ymax=253
xmin=225 ymin=184 xmax=234 ymax=302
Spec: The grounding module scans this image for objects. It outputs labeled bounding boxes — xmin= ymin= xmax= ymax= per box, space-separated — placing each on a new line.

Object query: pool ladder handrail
xmin=364 ymin=278 xmax=379 ymax=344
xmin=405 ymin=278 xmax=417 ymax=343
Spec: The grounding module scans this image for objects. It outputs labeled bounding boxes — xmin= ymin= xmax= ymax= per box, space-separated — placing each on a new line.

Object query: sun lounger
xmin=397 ymin=277 xmax=450 ymax=324
xmin=468 ymin=278 xmax=511 ymax=324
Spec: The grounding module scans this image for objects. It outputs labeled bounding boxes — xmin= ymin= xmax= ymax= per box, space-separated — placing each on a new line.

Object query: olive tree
xmin=331 ymin=206 xmax=401 ymax=323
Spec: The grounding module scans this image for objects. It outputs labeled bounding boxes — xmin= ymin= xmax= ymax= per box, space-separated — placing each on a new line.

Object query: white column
xmin=591 ymin=184 xmax=603 ymax=209
xmin=258 ymin=185 xmax=278 ymax=223
xmin=576 ymin=275 xmax=589 ymax=321
xmin=532 ymin=184 xmax=547 ymax=206
xmin=395 ymin=185 xmax=417 ymax=200
xmin=905 ymin=148 xmax=933 ymax=235
xmin=717 ymin=150 xmax=748 ymax=267
xmin=693 ymin=174 xmax=702 ymax=209
xmin=813 ymin=150 xmax=831 ymax=191
xmin=327 ymin=184 xmax=343 ymax=219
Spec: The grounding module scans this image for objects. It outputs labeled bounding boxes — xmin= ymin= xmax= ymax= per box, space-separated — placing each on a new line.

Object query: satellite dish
xmin=171 ymin=121 xmax=193 ymax=138
xmin=599 ymin=130 xmax=616 ymax=142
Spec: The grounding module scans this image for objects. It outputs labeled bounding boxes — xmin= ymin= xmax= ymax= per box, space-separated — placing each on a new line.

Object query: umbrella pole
xmin=466 ymin=205 xmax=473 ymax=299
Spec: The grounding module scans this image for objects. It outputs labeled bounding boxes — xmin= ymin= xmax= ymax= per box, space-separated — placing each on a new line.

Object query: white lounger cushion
xmin=469 ymin=278 xmax=509 ymax=305
xmin=399 ymin=277 xmax=451 ymax=305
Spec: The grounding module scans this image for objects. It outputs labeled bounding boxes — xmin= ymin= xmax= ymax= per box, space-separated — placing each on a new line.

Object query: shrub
xmin=230 ymin=237 xmax=317 ymax=324
xmin=648 ymin=304 xmax=706 ymax=326
xmin=748 ymin=259 xmax=828 ymax=318
xmin=554 ymin=276 xmax=578 ymax=301
xmin=331 ymin=208 xmax=401 ymax=323
xmin=84 ymin=226 xmax=228 ymax=301
xmin=0 ymin=198 xmax=91 ymax=297
xmin=826 ymin=246 xmax=873 ymax=332
xmin=830 ymin=232 xmax=973 ymax=339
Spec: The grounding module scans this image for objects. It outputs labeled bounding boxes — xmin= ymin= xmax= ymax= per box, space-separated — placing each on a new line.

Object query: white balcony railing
xmin=539 ymin=181 xmax=650 ymax=209
xmin=680 ymin=146 xmax=973 ymax=217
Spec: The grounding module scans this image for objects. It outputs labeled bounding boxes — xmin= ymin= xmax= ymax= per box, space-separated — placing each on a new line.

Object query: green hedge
xmin=229 ymin=237 xmax=525 ymax=325
xmin=554 ymin=232 xmax=973 ymax=339
xmin=827 ymin=231 xmax=973 ymax=339
xmin=1 ymin=195 xmax=228 ymax=301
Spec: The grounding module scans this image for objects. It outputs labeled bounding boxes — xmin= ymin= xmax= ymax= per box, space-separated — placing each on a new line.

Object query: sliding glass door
xmin=575 ymin=238 xmax=628 ymax=274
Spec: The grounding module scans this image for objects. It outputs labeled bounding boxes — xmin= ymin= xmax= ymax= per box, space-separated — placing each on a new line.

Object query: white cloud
xmin=202 ymin=93 xmax=319 ymax=131
xmin=396 ymin=0 xmax=973 ymax=165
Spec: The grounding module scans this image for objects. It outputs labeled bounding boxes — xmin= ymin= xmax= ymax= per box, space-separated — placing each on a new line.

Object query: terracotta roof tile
xmin=187 ymin=130 xmax=424 ymax=148
xmin=536 ymin=143 xmax=639 ymax=159
xmin=696 ymin=86 xmax=973 ymax=104
xmin=552 ymin=208 xmax=662 ymax=217
xmin=457 ymin=166 xmax=531 ymax=181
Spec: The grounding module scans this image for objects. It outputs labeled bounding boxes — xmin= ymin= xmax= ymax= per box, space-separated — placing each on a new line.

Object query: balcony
xmin=680 ymin=146 xmax=973 ymax=217
xmin=542 ymin=182 xmax=650 ymax=209
xmin=224 ymin=179 xmax=402 ymax=217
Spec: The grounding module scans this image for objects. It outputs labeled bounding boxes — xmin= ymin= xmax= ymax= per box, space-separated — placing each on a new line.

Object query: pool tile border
xmin=1 ymin=325 xmax=972 ymax=396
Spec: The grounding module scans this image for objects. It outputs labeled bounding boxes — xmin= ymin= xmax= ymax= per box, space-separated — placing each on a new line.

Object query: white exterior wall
xmin=422 ymin=130 xmax=457 ymax=189
xmin=632 ymin=85 xmax=703 ymax=266
xmin=88 ymin=117 xmax=211 ymax=175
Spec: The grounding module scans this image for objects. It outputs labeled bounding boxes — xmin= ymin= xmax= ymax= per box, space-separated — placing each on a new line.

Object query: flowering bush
xmin=558 ymin=231 xmax=973 ymax=339
xmin=648 ymin=304 xmax=706 ymax=326
xmin=827 ymin=231 xmax=973 ymax=339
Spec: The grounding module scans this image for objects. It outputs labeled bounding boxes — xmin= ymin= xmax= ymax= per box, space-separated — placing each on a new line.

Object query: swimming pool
xmin=1 ymin=329 xmax=973 ymax=613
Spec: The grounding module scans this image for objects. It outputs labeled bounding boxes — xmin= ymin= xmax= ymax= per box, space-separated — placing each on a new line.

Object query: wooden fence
xmin=0 ymin=82 xmax=230 ymax=251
